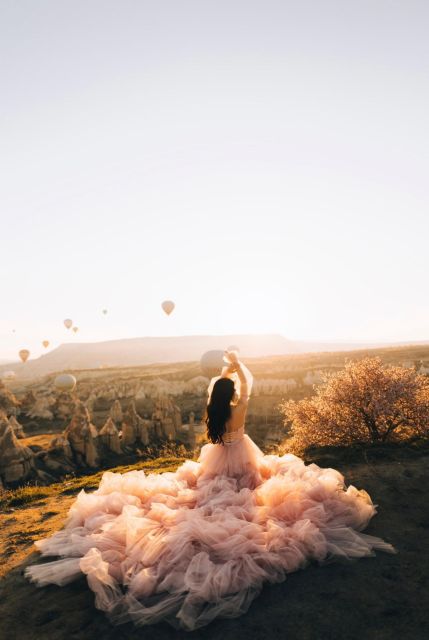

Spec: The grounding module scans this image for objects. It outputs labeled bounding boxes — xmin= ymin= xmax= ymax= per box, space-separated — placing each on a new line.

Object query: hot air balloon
xmin=54 ymin=373 xmax=76 ymax=392
xmin=64 ymin=319 xmax=73 ymax=330
xmin=102 ymin=309 xmax=108 ymax=315
xmin=200 ymin=350 xmax=225 ymax=378
xmin=42 ymin=340 xmax=50 ymax=348
xmin=19 ymin=349 xmax=30 ymax=363
xmin=72 ymin=326 xmax=79 ymax=334
xmin=161 ymin=300 xmax=175 ymax=316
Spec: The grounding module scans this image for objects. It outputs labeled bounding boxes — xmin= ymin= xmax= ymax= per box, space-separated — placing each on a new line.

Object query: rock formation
xmin=138 ymin=419 xmax=151 ymax=446
xmin=172 ymin=403 xmax=182 ymax=432
xmin=20 ymin=390 xmax=37 ymax=414
xmin=43 ymin=433 xmax=75 ymax=475
xmin=188 ymin=421 xmax=196 ymax=449
xmin=121 ymin=401 xmax=148 ymax=448
xmin=8 ymin=415 xmax=26 ymax=439
xmin=303 ymin=370 xmax=324 ymax=386
xmin=150 ymin=396 xmax=182 ymax=440
xmin=0 ymin=411 xmax=35 ymax=485
xmin=64 ymin=401 xmax=99 ymax=468
xmin=54 ymin=392 xmax=78 ymax=421
xmin=99 ymin=417 xmax=122 ymax=454
xmin=183 ymin=376 xmax=209 ymax=395
xmin=162 ymin=415 xmax=175 ymax=441
xmin=0 ymin=380 xmax=20 ymax=416
xmin=48 ymin=433 xmax=73 ymax=460
xmin=110 ymin=399 xmax=123 ymax=424
xmin=85 ymin=390 xmax=98 ymax=413
xmin=27 ymin=394 xmax=55 ymax=420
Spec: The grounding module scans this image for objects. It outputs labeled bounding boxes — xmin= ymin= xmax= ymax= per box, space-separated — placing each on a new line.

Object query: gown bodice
xmin=222 ymin=425 xmax=245 ymax=445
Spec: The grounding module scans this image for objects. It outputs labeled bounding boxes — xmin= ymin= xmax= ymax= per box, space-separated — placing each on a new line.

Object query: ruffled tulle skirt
xmin=25 ymin=436 xmax=395 ymax=630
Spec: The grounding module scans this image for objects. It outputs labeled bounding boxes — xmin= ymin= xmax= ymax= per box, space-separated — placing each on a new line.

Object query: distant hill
xmin=0 ymin=334 xmax=295 ymax=378
xmin=1 ymin=334 xmax=427 ymax=379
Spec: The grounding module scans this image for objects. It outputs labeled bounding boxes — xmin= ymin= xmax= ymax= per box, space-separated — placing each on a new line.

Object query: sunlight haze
xmin=1 ymin=0 xmax=428 ymax=360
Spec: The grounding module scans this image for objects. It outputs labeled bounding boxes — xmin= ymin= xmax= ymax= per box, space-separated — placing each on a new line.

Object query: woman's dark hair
xmin=205 ymin=378 xmax=235 ymax=444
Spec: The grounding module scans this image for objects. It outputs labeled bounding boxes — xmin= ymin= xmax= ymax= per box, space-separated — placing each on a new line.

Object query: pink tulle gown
xmin=24 ymin=428 xmax=395 ymax=630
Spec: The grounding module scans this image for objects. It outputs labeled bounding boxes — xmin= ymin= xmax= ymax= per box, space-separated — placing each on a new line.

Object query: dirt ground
xmin=1 ymin=448 xmax=428 ymax=640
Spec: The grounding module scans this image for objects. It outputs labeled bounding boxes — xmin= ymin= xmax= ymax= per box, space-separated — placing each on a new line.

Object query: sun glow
xmin=1 ymin=2 xmax=428 ymax=361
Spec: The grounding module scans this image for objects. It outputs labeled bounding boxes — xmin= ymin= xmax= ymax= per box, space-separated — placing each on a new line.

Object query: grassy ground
xmin=0 ymin=448 xmax=428 ymax=640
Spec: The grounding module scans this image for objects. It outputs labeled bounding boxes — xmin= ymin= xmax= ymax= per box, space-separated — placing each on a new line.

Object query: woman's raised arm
xmin=223 ymin=350 xmax=253 ymax=401
xmin=235 ymin=361 xmax=253 ymax=401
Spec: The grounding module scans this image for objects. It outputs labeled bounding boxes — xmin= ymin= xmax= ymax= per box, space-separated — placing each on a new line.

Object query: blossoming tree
xmin=280 ymin=357 xmax=429 ymax=450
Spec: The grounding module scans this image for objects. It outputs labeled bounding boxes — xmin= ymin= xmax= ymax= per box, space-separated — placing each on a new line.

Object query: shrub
xmin=280 ymin=357 xmax=429 ymax=451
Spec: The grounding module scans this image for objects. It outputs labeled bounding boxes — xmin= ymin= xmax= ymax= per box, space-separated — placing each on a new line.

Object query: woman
xmin=25 ymin=351 xmax=395 ymax=631
xmin=198 ymin=350 xmax=264 ymax=489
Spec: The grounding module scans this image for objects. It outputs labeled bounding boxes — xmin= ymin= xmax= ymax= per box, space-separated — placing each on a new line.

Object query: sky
xmin=1 ymin=0 xmax=428 ymax=361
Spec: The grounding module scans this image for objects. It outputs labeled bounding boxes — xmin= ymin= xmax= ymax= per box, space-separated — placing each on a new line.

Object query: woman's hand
xmin=220 ymin=361 xmax=237 ymax=379
xmin=224 ymin=350 xmax=239 ymax=365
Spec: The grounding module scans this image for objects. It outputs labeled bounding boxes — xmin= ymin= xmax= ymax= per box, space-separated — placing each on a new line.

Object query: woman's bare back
xmin=225 ymin=395 xmax=249 ymax=434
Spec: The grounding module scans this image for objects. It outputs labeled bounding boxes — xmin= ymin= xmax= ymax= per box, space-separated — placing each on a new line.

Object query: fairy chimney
xmin=44 ymin=433 xmax=75 ymax=475
xmin=48 ymin=433 xmax=73 ymax=460
xmin=64 ymin=401 xmax=99 ymax=468
xmin=99 ymin=417 xmax=122 ymax=454
xmin=27 ymin=394 xmax=55 ymax=420
xmin=138 ymin=419 xmax=150 ymax=446
xmin=55 ymin=392 xmax=78 ymax=421
xmin=8 ymin=415 xmax=26 ymax=439
xmin=0 ymin=381 xmax=20 ymax=416
xmin=110 ymin=399 xmax=123 ymax=424
xmin=0 ymin=412 xmax=35 ymax=485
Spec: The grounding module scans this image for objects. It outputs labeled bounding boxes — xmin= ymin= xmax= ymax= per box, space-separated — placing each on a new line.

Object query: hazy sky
xmin=1 ymin=0 xmax=428 ymax=360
